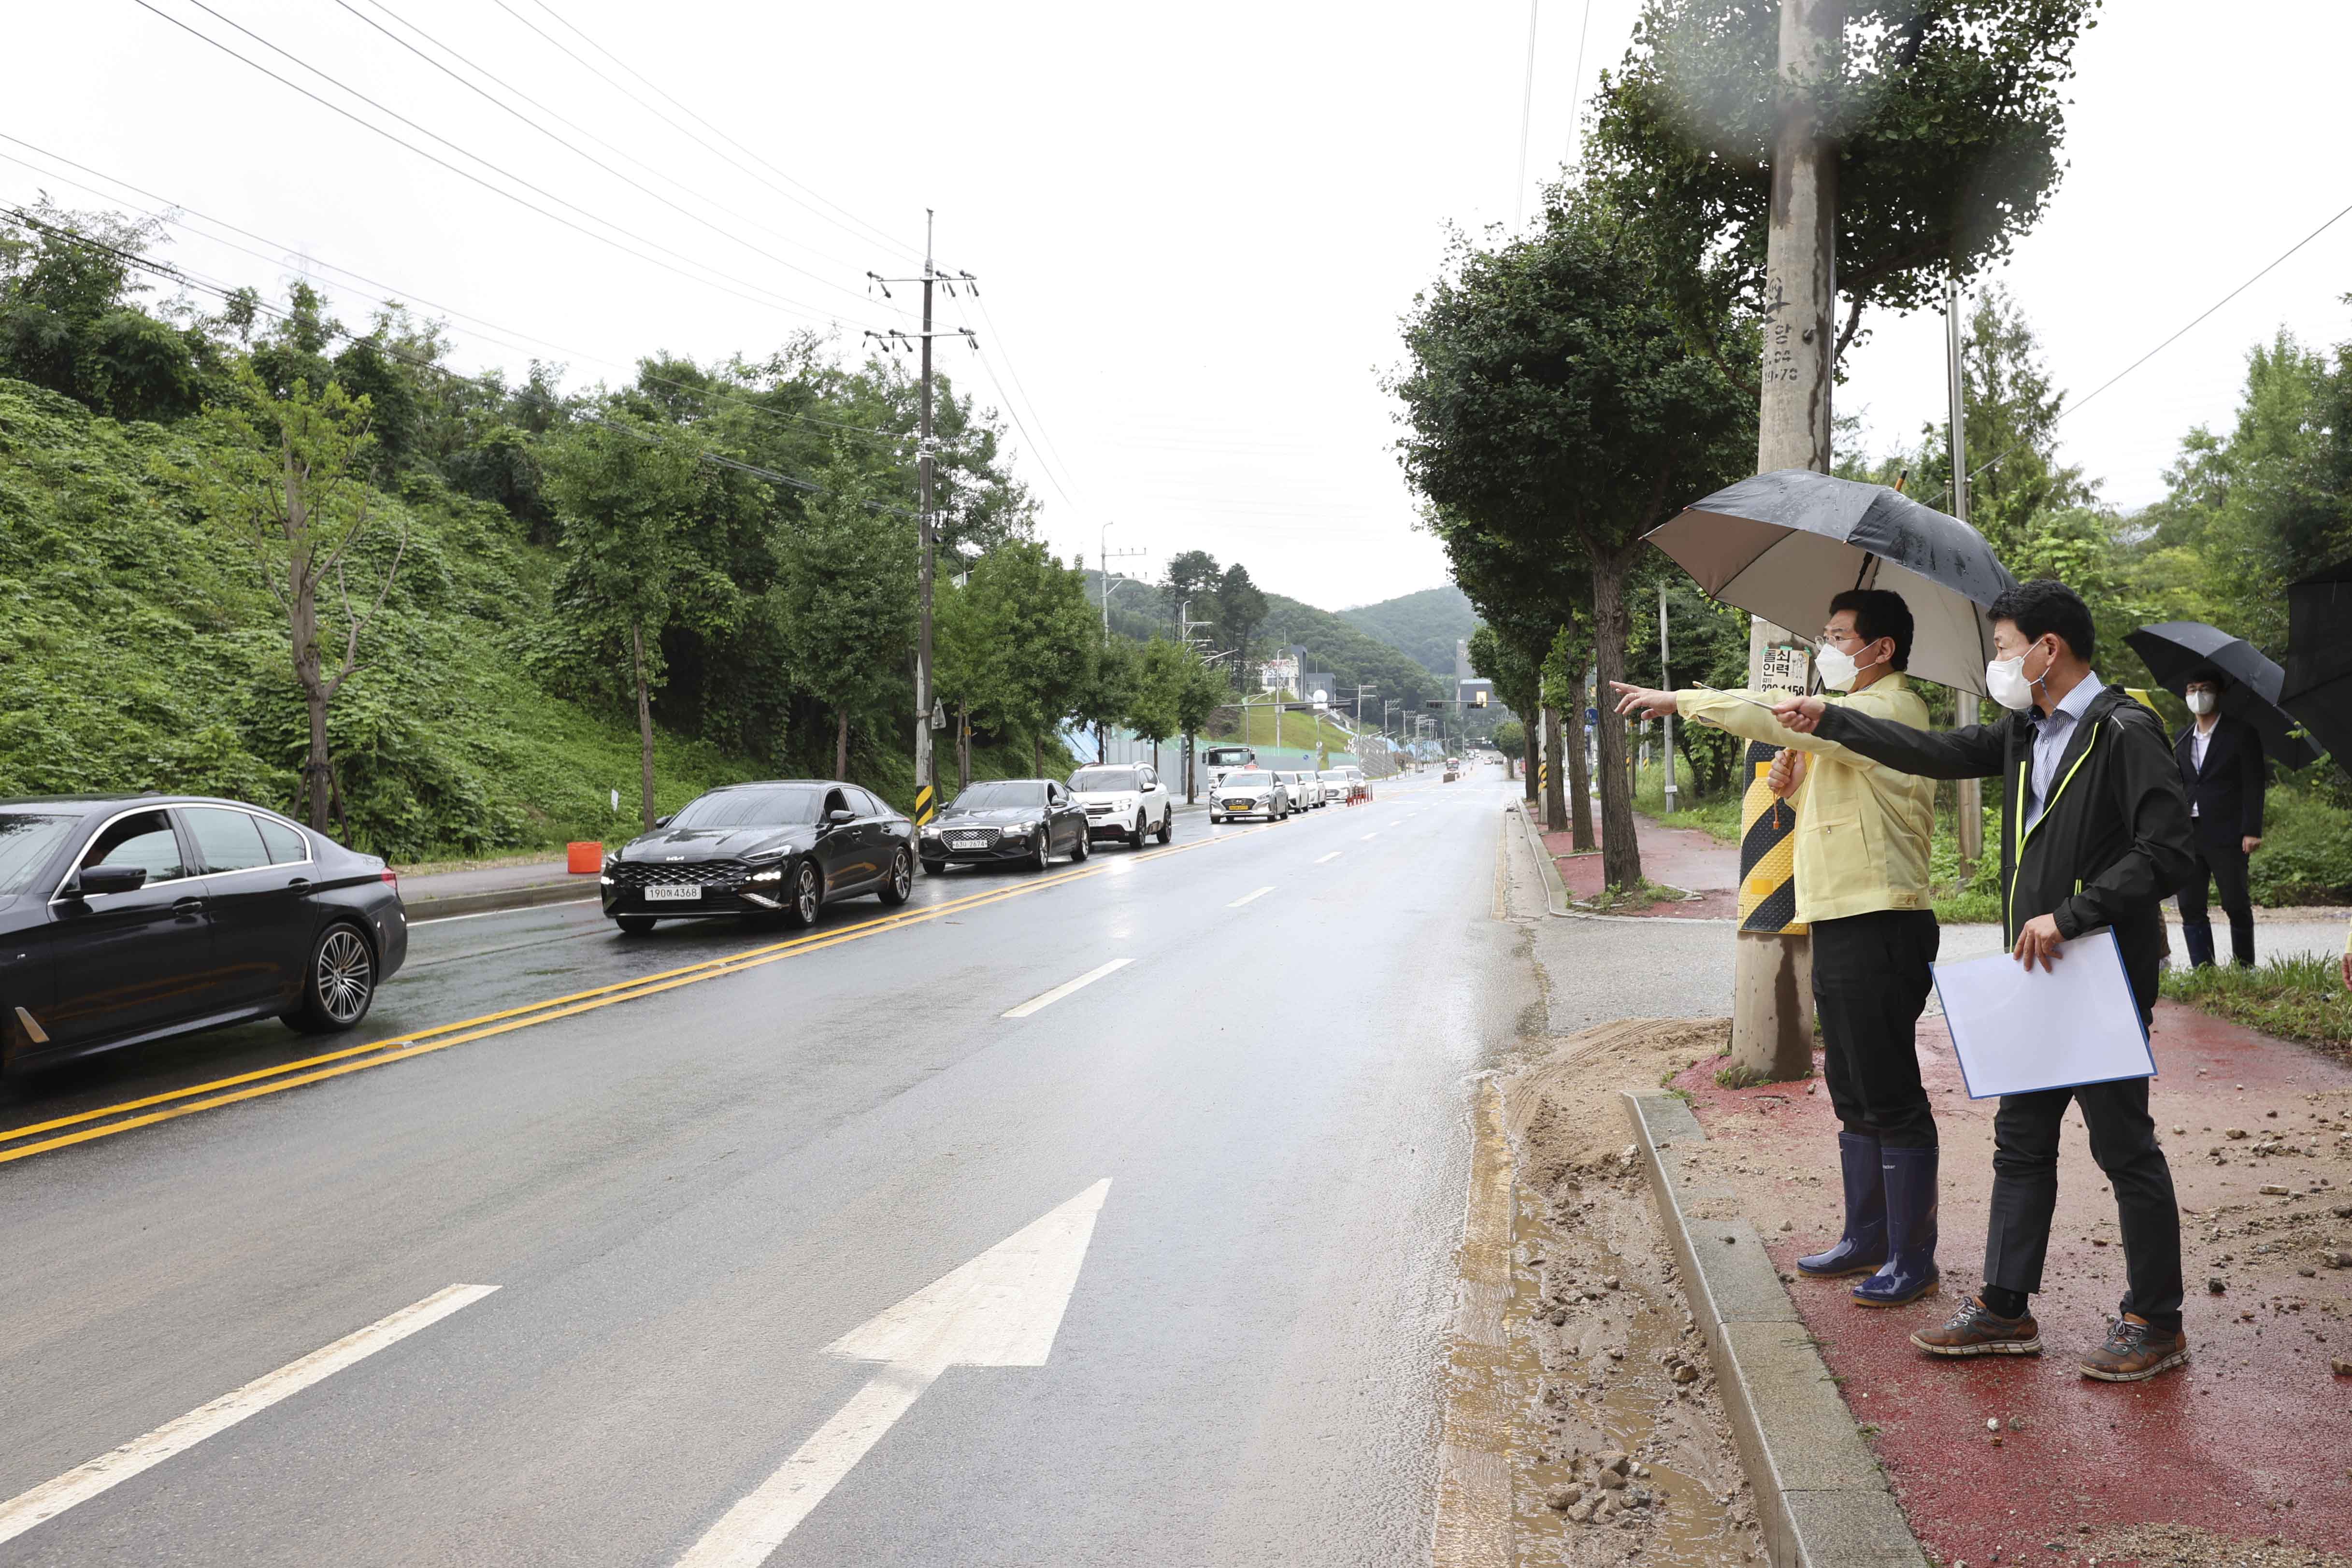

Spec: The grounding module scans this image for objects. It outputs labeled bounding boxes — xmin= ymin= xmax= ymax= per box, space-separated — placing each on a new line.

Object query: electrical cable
xmin=132 ymin=0 xmax=889 ymax=333
xmin=0 ymin=135 xmax=911 ymax=452
xmin=491 ymin=0 xmax=921 ymax=265
xmin=327 ymin=0 xmax=889 ymax=306
xmin=1933 ymin=192 xmax=2352 ymax=511
xmin=1515 ymin=0 xmax=1539 ymax=226
xmin=1565 ymin=0 xmax=1593 ymax=165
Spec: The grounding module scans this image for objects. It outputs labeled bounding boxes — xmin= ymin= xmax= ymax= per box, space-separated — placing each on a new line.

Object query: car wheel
xmin=285 ymin=922 xmax=376 ymax=1034
xmin=616 ymin=915 xmax=657 ymax=936
xmin=1210 ymin=813 xmax=1223 ymax=825
xmin=879 ymin=847 xmax=914 ymax=907
xmin=782 ymin=859 xmax=823 ymax=929
xmin=1157 ymin=810 xmax=1172 ymax=843
xmin=1073 ymin=830 xmax=1090 ymax=862
xmin=1132 ymin=814 xmax=1149 ymax=849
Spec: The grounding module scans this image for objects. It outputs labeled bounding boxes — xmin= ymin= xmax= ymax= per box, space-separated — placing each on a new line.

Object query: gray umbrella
xmin=2123 ymin=620 xmax=2321 ymax=770
xmin=2281 ymin=558 xmax=2350 ymax=769
xmin=1644 ymin=470 xmax=2018 ymax=695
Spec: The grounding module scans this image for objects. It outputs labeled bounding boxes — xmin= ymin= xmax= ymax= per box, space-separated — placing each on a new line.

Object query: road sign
xmin=930 ymin=701 xmax=947 ymax=730
xmin=672 ymin=1181 xmax=1112 ymax=1565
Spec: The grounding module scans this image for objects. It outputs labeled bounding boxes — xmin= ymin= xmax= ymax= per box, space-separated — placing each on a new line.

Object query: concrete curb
xmin=402 ymin=879 xmax=599 ymax=921
xmin=1621 ymin=1091 xmax=1927 ymax=1568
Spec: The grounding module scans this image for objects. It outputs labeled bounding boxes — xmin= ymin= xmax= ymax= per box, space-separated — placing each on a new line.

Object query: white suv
xmin=1068 ymin=762 xmax=1173 ymax=848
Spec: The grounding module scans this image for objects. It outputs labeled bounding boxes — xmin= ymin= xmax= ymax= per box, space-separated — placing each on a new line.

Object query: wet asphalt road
xmin=0 ymin=775 xmax=1533 ymax=1567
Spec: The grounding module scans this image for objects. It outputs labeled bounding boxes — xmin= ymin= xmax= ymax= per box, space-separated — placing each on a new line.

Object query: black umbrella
xmin=2281 ymin=557 xmax=2352 ymax=769
xmin=2123 ymin=620 xmax=2321 ymax=770
xmin=1645 ymin=470 xmax=2018 ymax=695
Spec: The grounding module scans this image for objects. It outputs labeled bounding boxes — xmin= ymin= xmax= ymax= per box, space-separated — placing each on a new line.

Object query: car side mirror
xmin=827 ymin=810 xmax=858 ymax=826
xmin=654 ymin=814 xmax=673 ymax=829
xmin=72 ymin=864 xmax=149 ymax=898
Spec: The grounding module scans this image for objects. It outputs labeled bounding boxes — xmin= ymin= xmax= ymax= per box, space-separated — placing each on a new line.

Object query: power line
xmin=488 ymin=0 xmax=921 ymax=265
xmin=1934 ymin=192 xmax=2352 ymax=509
xmin=0 ymin=135 xmax=911 ymax=452
xmin=1565 ymin=0 xmax=1594 ymax=165
xmin=326 ymin=0 xmax=887 ymax=307
xmin=1514 ymin=0 xmax=1539 ymax=226
xmin=133 ymin=0 xmax=887 ymax=333
xmin=949 ymin=291 xmax=1085 ymax=512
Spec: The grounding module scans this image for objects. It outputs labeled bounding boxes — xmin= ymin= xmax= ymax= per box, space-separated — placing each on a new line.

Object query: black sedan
xmin=0 ymin=794 xmax=408 ymax=1077
xmin=601 ymin=779 xmax=915 ymax=934
xmin=918 ymin=780 xmax=1090 ymax=872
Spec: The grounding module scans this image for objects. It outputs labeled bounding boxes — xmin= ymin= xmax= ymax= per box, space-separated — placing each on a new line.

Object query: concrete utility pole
xmin=1946 ymin=273 xmax=1983 ymax=877
xmin=867 ymin=215 xmax=977 ymax=839
xmin=1731 ymin=0 xmax=1844 ymax=1083
xmin=1097 ymin=522 xmax=1146 ymax=643
xmin=1659 ymin=583 xmax=1678 ymax=813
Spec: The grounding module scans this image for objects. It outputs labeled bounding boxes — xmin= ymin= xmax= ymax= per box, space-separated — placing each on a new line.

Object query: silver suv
xmin=1068 ymin=763 xmax=1174 ymax=847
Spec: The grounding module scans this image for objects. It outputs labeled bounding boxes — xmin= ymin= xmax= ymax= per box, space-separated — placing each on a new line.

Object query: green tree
xmin=952 ymin=540 xmax=1098 ymax=773
xmin=1162 ymin=549 xmax=1223 ymax=637
xmin=1216 ymin=562 xmax=1269 ymax=687
xmin=1395 ymin=185 xmax=1755 ymax=887
xmin=1127 ymin=638 xmax=1189 ymax=772
xmin=201 ymin=362 xmax=408 ymax=832
xmin=771 ymin=450 xmax=918 ymax=778
xmin=1912 ymin=285 xmax=2096 ymax=543
xmin=1174 ymin=648 xmax=1229 ymax=800
xmin=1592 ymin=0 xmax=2101 ymax=384
xmin=543 ymin=416 xmax=704 ymax=829
xmin=0 ymin=202 xmax=207 ymax=422
xmin=1073 ymin=635 xmax=1142 ymax=764
xmin=1468 ymin=622 xmax=1542 ymax=801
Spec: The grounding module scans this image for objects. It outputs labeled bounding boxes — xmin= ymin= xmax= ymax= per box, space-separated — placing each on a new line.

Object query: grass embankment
xmin=0 ymin=378 xmax=1056 ymax=863
xmin=1216 ymin=702 xmax=1362 ymax=759
xmin=2161 ymin=954 xmax=2352 ymax=1051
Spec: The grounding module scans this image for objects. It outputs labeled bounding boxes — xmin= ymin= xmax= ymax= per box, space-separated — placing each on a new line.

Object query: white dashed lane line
xmin=1003 ymin=958 xmax=1133 ymax=1018
xmin=1227 ymin=886 xmax=1276 ymax=909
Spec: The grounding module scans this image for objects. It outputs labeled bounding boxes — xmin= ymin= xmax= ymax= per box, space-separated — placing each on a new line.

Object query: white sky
xmin=8 ymin=2 xmax=2350 ymax=610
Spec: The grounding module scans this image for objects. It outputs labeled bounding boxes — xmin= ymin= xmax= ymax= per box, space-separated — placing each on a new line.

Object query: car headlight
xmin=746 ymin=866 xmax=786 ymax=883
xmin=1000 ymin=826 xmax=1032 ymax=841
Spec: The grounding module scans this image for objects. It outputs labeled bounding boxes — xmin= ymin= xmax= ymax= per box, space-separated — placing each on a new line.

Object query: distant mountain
xmin=1337 ymin=585 xmax=1477 ymax=676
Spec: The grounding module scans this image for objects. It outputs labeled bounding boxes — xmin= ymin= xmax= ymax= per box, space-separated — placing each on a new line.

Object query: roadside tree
xmin=770 ymin=449 xmax=918 ymax=779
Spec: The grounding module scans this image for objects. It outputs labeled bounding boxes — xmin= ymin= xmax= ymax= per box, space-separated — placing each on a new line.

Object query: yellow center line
xmin=0 ymin=818 xmax=1280 ymax=1165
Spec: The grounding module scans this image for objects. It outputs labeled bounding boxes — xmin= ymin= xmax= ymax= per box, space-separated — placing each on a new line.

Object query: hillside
xmin=1084 ymin=571 xmax=1447 ymax=710
xmin=1337 ymin=584 xmax=1477 ymax=676
xmin=0 ymin=379 xmax=1044 ymax=859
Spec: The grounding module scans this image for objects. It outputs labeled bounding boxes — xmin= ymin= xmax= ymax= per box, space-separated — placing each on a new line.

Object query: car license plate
xmin=645 ymin=884 xmax=702 ymax=902
xmin=1224 ymin=801 xmax=1250 ymax=812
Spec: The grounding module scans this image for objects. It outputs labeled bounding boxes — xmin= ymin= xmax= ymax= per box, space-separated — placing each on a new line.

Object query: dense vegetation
xmin=1335 ymin=585 xmax=1477 ymax=677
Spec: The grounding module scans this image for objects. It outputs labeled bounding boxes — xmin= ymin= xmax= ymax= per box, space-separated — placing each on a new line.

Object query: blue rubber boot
xmin=1796 ymin=1132 xmax=1888 ymax=1279
xmin=1852 ymin=1145 xmax=1940 ymax=1307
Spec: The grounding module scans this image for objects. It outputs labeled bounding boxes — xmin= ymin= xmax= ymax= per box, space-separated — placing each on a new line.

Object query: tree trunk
xmin=1033 ymin=733 xmax=1043 ymax=775
xmin=1521 ymin=712 xmax=1538 ymax=802
xmin=834 ymin=706 xmax=850 ymax=780
xmin=631 ymin=620 xmax=657 ymax=831
xmin=1563 ymin=659 xmax=1595 ymax=852
xmin=1590 ymin=556 xmax=1641 ymax=890
xmin=958 ymin=705 xmax=971 ymax=792
xmin=1541 ymin=705 xmax=1568 ymax=834
xmin=1098 ymin=722 xmax=1107 ymax=764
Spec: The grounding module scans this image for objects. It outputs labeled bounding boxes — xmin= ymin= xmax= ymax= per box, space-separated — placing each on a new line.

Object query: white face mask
xmin=2186 ymin=690 xmax=2217 ymax=716
xmin=1815 ymin=640 xmax=1881 ymax=693
xmin=1985 ymin=649 xmax=2039 ymax=712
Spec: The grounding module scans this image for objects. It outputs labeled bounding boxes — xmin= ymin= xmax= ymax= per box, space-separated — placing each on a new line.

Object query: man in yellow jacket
xmin=1612 ymin=588 xmax=1942 ymax=1308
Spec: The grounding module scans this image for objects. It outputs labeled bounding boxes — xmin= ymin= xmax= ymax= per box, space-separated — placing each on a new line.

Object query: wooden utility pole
xmin=1730 ymin=0 xmax=1843 ymax=1083
xmin=1946 ymin=273 xmax=1983 ymax=875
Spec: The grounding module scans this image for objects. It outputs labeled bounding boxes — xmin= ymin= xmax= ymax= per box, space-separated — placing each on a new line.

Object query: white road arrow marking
xmin=0 ymin=1284 xmax=497 ymax=1547
xmin=674 ymin=1180 xmax=1112 ymax=1567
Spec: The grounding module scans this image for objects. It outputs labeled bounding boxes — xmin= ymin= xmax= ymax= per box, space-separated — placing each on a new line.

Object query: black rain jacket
xmin=1814 ymin=685 xmax=2197 ymax=1020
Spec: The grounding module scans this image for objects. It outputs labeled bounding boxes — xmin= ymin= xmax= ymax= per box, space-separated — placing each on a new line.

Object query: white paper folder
xmin=1930 ymin=929 xmax=2155 ymax=1100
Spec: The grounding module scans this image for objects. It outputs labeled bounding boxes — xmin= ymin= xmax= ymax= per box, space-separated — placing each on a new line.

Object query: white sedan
xmin=1209 ymin=769 xmax=1291 ymax=824
xmin=1277 ymin=770 xmax=1326 ymax=809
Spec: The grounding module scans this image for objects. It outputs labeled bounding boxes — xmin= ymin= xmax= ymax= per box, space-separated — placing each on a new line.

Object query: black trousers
xmin=1984 ymin=1076 xmax=2183 ymax=1333
xmin=2178 ymin=839 xmax=2254 ymax=968
xmin=1812 ymin=909 xmax=1939 ymax=1149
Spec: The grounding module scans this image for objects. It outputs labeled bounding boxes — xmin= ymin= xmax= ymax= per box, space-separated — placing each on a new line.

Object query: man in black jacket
xmin=2174 ymin=665 xmax=2266 ymax=968
xmin=1775 ymin=580 xmax=2198 ymax=1382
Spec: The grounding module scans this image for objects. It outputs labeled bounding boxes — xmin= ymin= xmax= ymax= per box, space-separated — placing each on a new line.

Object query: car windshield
xmin=1222 ymin=771 xmax=1274 ymax=786
xmin=1317 ymin=770 xmax=1348 ymax=780
xmin=1067 ymin=769 xmax=1139 ymax=793
xmin=953 ymin=782 xmax=1045 ymax=810
xmin=0 ymin=812 xmax=77 ymax=897
xmin=1205 ymin=749 xmax=1252 ymax=765
xmin=669 ymin=787 xmax=823 ymax=829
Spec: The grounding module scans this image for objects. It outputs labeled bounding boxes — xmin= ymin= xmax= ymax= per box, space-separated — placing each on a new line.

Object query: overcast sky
xmin=9 ymin=2 xmax=2350 ymax=612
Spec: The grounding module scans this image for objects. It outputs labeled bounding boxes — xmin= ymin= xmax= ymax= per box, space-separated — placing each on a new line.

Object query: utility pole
xmin=1730 ymin=0 xmax=1843 ymax=1083
xmin=866 ymin=214 xmax=976 ymax=841
xmin=1097 ymin=521 xmax=1147 ymax=642
xmin=1946 ymin=272 xmax=1982 ymax=878
xmin=1659 ymin=583 xmax=1678 ymax=813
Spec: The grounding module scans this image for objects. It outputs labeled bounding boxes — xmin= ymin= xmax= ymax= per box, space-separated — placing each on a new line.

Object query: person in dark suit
xmin=2173 ymin=666 xmax=2265 ymax=967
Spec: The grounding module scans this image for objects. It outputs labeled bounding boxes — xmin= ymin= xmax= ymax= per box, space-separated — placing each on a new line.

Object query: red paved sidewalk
xmin=1535 ymin=805 xmax=1740 ymax=917
xmin=1669 ymin=1006 xmax=2352 ymax=1566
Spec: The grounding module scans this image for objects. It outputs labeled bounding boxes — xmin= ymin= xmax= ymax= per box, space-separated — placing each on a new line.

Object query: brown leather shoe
xmin=1910 ymin=1295 xmax=2042 ymax=1357
xmin=2079 ymin=1315 xmax=2188 ymax=1382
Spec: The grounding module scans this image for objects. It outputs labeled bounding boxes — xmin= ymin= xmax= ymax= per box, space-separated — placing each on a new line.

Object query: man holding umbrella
xmin=2173 ymin=665 xmax=2266 ymax=968
xmin=1612 ymin=588 xmax=1945 ymax=1309
xmin=1775 ymin=580 xmax=2199 ymax=1382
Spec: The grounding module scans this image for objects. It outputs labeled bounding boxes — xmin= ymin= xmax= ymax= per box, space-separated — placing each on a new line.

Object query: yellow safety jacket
xmin=1677 ymin=674 xmax=1939 ymax=925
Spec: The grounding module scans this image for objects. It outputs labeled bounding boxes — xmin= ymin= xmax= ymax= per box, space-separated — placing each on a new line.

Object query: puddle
xmin=1506 ymin=1191 xmax=1750 ymax=1565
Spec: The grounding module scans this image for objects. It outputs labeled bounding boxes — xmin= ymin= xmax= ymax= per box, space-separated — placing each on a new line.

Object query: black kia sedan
xmin=0 ymin=794 xmax=408 ymax=1077
xmin=601 ymin=779 xmax=915 ymax=933
xmin=917 ymin=779 xmax=1090 ymax=873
